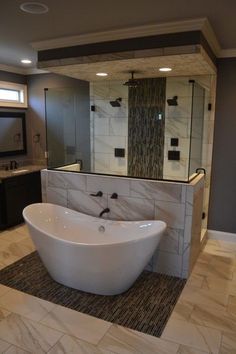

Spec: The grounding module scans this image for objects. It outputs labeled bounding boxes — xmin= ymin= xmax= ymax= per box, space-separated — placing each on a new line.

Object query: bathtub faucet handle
xmin=90 ymin=191 xmax=103 ymax=197
xmin=110 ymin=193 xmax=118 ymax=199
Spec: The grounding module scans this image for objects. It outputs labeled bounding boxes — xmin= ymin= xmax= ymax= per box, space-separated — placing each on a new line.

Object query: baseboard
xmin=207 ymin=229 xmax=236 ymax=242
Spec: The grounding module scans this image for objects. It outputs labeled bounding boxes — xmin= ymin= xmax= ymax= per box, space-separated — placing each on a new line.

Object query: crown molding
xmin=200 ymin=18 xmax=221 ymax=56
xmin=219 ymin=48 xmax=236 ymax=58
xmin=31 ymin=17 xmax=220 ymax=56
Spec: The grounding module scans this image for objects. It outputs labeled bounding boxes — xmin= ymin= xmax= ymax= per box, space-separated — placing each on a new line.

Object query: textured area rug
xmin=0 ymin=252 xmax=186 ymax=337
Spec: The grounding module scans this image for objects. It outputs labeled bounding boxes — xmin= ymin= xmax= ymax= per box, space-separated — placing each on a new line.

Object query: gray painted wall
xmin=208 ymin=58 xmax=236 ymax=233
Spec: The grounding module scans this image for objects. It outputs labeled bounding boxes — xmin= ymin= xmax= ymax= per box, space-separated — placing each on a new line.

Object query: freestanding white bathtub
xmin=23 ymin=203 xmax=166 ymax=295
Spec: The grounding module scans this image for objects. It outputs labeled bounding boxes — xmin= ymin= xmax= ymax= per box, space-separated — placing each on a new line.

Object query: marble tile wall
xmin=163 ymin=77 xmax=192 ymax=181
xmin=90 ymin=80 xmax=128 ymax=175
xmin=42 ymin=169 xmax=204 ymax=278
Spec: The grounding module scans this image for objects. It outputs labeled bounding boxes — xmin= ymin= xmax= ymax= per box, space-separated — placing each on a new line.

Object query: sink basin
xmin=12 ymin=169 xmax=29 ymax=174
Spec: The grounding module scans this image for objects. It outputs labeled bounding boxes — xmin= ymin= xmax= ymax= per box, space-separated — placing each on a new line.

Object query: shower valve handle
xmin=90 ymin=191 xmax=103 ymax=197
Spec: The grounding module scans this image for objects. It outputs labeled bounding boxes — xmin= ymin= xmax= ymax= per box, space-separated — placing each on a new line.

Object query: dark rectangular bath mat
xmin=0 ymin=251 xmax=186 ymax=337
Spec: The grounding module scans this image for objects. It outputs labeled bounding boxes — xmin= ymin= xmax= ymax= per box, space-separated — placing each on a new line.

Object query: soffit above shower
xmin=40 ymin=45 xmax=216 ymax=82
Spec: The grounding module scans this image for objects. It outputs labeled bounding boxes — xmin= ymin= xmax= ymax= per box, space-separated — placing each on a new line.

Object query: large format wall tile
xmin=155 ymin=201 xmax=186 ymax=229
xmin=46 ymin=187 xmax=67 ymax=207
xmin=43 ymin=170 xmax=205 ymax=279
xmin=48 ymin=171 xmax=86 ymax=190
xmin=130 ymin=180 xmax=183 ymax=203
xmin=68 ymin=189 xmax=107 ymax=217
xmin=86 ymin=175 xmax=130 ymax=196
xmin=158 ymin=228 xmax=184 ymax=255
xmin=108 ymin=196 xmax=155 ymax=221
xmin=153 ymin=251 xmax=183 ymax=277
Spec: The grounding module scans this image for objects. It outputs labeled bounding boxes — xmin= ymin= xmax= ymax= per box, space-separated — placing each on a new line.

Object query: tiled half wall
xmin=41 ymin=170 xmax=204 ymax=278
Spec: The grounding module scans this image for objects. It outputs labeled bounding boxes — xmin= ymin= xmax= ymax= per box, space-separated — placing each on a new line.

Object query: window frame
xmin=0 ymin=81 xmax=28 ymax=108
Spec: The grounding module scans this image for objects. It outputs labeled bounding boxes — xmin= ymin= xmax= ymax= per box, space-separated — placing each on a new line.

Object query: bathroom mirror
xmin=45 ymin=74 xmax=213 ymax=182
xmin=0 ymin=112 xmax=27 ymax=157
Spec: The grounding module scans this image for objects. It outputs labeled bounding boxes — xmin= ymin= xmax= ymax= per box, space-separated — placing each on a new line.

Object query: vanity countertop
xmin=0 ymin=165 xmax=45 ymax=181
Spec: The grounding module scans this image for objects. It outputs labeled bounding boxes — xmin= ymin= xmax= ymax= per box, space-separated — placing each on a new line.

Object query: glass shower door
xmin=188 ymin=82 xmax=205 ymax=177
xmin=45 ymin=88 xmax=76 ymax=167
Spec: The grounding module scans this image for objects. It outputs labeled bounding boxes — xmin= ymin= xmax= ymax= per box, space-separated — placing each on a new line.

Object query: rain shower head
xmin=123 ymin=71 xmax=140 ymax=88
xmin=167 ymin=96 xmax=178 ymax=106
xmin=110 ymin=97 xmax=122 ymax=107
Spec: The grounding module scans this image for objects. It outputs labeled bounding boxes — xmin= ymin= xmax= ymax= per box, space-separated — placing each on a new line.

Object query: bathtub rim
xmin=23 ymin=203 xmax=167 ymax=248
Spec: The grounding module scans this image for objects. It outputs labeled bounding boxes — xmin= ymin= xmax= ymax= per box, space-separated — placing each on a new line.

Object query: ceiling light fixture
xmin=21 ymin=59 xmax=32 ymax=64
xmin=96 ymin=73 xmax=108 ymax=77
xmin=20 ymin=2 xmax=49 ymax=14
xmin=159 ymin=67 xmax=172 ymax=72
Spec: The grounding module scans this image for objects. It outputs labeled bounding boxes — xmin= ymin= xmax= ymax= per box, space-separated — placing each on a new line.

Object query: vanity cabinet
xmin=0 ymin=171 xmax=42 ymax=229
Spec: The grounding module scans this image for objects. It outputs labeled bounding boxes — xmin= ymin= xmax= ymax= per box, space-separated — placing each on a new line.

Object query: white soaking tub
xmin=23 ymin=203 xmax=166 ymax=295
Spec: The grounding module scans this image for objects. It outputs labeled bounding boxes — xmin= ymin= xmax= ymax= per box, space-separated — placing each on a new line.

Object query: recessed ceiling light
xmin=96 ymin=73 xmax=108 ymax=77
xmin=21 ymin=59 xmax=32 ymax=64
xmin=20 ymin=2 xmax=49 ymax=14
xmin=159 ymin=67 xmax=172 ymax=72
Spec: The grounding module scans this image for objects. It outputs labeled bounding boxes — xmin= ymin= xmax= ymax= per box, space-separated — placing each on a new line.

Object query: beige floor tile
xmin=190 ymin=304 xmax=236 ymax=333
xmin=186 ymin=274 xmax=205 ymax=289
xmin=0 ymin=238 xmax=34 ymax=267
xmin=0 ymin=306 xmax=11 ymax=321
xmin=203 ymin=242 xmax=236 ymax=259
xmin=0 ymin=284 xmax=11 ymax=297
xmin=210 ymin=254 xmax=236 ymax=268
xmin=180 ymin=285 xmax=229 ymax=311
xmin=202 ymin=276 xmax=236 ymax=296
xmin=0 ymin=229 xmax=28 ymax=243
xmin=196 ymin=252 xmax=212 ymax=265
xmin=192 ymin=260 xmax=234 ymax=280
xmin=4 ymin=345 xmax=31 ymax=354
xmin=170 ymin=301 xmax=194 ymax=322
xmin=177 ymin=345 xmax=209 ymax=354
xmin=227 ymin=295 xmax=236 ymax=316
xmin=0 ymin=289 xmax=55 ymax=322
xmin=48 ymin=334 xmax=114 ymax=354
xmin=12 ymin=224 xmax=30 ymax=237
xmin=0 ymin=313 xmax=63 ymax=354
xmin=99 ymin=324 xmax=180 ymax=354
xmin=40 ymin=304 xmax=111 ymax=345
xmin=162 ymin=318 xmax=221 ymax=353
xmin=219 ymin=332 xmax=236 ymax=354
xmin=0 ymin=338 xmax=12 ymax=353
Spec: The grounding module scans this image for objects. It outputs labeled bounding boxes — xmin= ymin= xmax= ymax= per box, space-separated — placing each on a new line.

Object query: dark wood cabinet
xmin=0 ymin=171 xmax=42 ymax=230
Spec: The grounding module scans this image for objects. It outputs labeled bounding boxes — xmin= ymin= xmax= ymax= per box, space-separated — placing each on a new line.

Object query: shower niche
xmin=45 ymin=75 xmax=212 ymax=182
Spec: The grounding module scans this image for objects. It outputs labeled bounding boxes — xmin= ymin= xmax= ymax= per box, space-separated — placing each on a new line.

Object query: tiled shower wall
xmin=163 ymin=77 xmax=192 ymax=180
xmin=41 ymin=169 xmax=204 ymax=278
xmin=90 ymin=76 xmax=215 ymax=183
xmin=90 ymin=81 xmax=128 ymax=175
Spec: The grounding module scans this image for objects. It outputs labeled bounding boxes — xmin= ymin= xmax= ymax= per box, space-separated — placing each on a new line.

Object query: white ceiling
xmin=0 ymin=0 xmax=236 ymax=70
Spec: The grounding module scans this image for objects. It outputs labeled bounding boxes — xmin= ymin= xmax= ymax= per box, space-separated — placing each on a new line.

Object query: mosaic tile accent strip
xmin=128 ymin=78 xmax=166 ymax=179
xmin=0 ymin=252 xmax=186 ymax=337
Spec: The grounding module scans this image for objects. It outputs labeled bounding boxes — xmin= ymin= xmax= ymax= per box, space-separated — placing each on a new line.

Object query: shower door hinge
xmin=208 ymin=103 xmax=212 ymax=111
xmin=44 ymin=151 xmax=49 ymax=158
xmin=91 ymin=105 xmax=95 ymax=112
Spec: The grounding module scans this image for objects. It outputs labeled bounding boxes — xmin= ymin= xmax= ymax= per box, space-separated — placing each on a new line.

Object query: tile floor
xmin=0 ymin=225 xmax=236 ymax=353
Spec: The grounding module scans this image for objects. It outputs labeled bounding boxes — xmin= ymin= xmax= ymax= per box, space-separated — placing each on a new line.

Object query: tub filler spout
xmin=99 ymin=208 xmax=110 ymax=218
